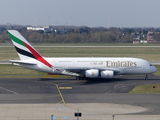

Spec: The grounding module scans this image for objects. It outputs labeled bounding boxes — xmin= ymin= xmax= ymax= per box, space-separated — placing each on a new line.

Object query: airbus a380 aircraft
xmin=7 ymin=30 xmax=157 ymax=80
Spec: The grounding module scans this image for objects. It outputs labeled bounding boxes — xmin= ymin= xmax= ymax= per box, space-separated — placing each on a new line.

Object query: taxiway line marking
xmin=39 ymin=81 xmax=69 ymax=108
xmin=37 ymin=82 xmax=66 ymax=108
xmin=59 ymin=87 xmax=72 ymax=89
xmin=0 ymin=86 xmax=19 ymax=95
xmin=55 ymin=84 xmax=69 ymax=108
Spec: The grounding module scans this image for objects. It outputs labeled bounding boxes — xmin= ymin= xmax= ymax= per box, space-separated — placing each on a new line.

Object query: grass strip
xmin=1 ymin=46 xmax=160 ymax=62
xmin=0 ymin=64 xmax=71 ymax=78
xmin=129 ymin=84 xmax=160 ymax=93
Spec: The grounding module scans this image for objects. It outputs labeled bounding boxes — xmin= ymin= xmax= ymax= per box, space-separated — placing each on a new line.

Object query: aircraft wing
xmin=61 ymin=68 xmax=85 ymax=76
xmin=64 ymin=68 xmax=121 ymax=76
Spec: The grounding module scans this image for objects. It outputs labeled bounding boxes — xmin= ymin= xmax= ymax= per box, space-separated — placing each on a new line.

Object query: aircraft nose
xmin=152 ymin=66 xmax=157 ymax=73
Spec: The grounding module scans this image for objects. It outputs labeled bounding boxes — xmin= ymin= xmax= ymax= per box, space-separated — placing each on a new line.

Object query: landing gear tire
xmin=76 ymin=77 xmax=86 ymax=80
xmin=145 ymin=75 xmax=148 ymax=80
xmin=76 ymin=77 xmax=80 ymax=80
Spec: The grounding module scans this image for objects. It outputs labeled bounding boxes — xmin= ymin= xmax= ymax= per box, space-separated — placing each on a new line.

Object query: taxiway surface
xmin=0 ymin=75 xmax=160 ymax=120
xmin=0 ymin=75 xmax=160 ymax=111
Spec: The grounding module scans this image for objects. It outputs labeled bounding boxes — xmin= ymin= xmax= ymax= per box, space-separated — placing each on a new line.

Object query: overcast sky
xmin=0 ymin=0 xmax=160 ymax=28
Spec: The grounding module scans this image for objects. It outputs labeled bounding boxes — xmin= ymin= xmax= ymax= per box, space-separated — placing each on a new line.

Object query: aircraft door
xmin=54 ymin=60 xmax=57 ymax=66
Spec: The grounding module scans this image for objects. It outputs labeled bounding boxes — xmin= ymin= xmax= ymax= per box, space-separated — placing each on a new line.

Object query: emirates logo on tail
xmin=8 ymin=30 xmax=53 ymax=68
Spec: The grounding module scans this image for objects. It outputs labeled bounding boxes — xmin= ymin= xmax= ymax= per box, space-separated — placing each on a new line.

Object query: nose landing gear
xmin=145 ymin=74 xmax=148 ymax=80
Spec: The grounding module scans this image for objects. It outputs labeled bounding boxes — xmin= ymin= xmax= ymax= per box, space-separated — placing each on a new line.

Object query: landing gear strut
xmin=76 ymin=77 xmax=80 ymax=80
xmin=145 ymin=74 xmax=148 ymax=80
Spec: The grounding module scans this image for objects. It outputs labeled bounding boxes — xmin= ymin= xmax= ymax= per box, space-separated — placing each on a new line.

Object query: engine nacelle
xmin=85 ymin=69 xmax=99 ymax=78
xmin=101 ymin=70 xmax=114 ymax=78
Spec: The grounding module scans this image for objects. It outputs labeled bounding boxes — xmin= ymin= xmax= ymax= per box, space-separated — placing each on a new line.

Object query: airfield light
xmin=112 ymin=115 xmax=115 ymax=120
xmin=74 ymin=107 xmax=82 ymax=120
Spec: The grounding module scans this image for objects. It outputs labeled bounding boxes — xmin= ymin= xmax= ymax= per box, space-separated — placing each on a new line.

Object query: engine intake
xmin=85 ymin=69 xmax=99 ymax=78
xmin=101 ymin=70 xmax=114 ymax=78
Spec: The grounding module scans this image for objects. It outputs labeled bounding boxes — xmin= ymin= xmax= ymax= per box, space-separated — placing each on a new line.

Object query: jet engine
xmin=85 ymin=69 xmax=99 ymax=78
xmin=101 ymin=70 xmax=114 ymax=78
xmin=85 ymin=69 xmax=114 ymax=78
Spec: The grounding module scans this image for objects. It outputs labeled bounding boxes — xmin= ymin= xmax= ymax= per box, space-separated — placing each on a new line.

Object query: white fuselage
xmin=19 ymin=57 xmax=157 ymax=76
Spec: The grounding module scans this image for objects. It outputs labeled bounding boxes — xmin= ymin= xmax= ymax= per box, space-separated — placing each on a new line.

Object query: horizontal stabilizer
xmin=10 ymin=60 xmax=36 ymax=65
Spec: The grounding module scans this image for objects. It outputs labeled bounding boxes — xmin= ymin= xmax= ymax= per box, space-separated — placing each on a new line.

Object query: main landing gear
xmin=76 ymin=77 xmax=86 ymax=80
xmin=145 ymin=74 xmax=148 ymax=80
